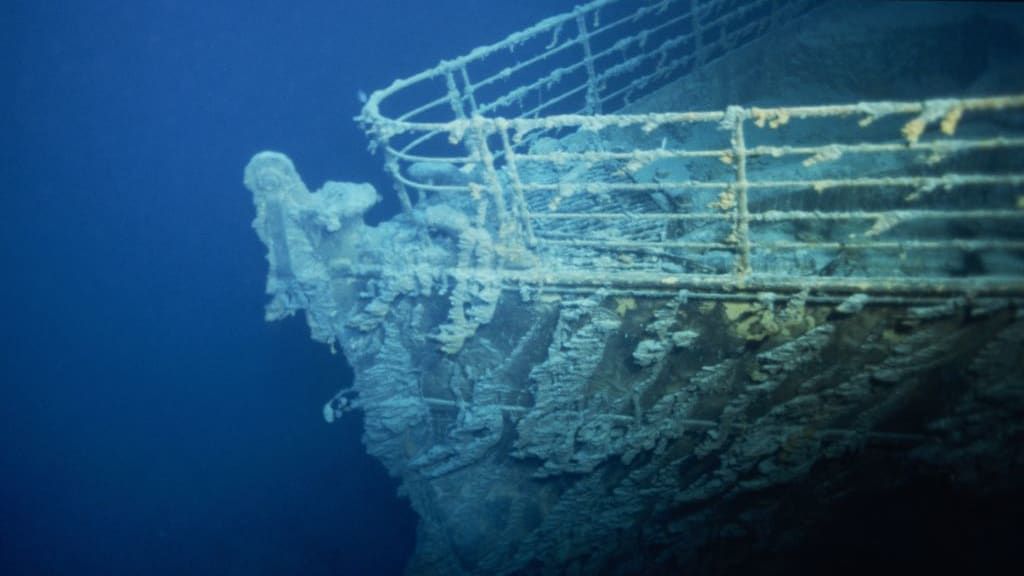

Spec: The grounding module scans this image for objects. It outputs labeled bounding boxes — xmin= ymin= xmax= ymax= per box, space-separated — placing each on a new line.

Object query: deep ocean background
xmin=1 ymin=2 xmax=575 ymax=574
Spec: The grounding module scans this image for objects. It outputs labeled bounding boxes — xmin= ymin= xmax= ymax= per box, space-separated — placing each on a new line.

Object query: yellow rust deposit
xmin=940 ymin=105 xmax=963 ymax=136
xmin=751 ymin=108 xmax=791 ymax=129
xmin=724 ymin=297 xmax=817 ymax=342
xmin=614 ymin=297 xmax=637 ymax=317
xmin=901 ymin=117 xmax=927 ymax=145
xmin=724 ymin=301 xmax=779 ymax=342
xmin=710 ymin=188 xmax=737 ymax=211
xmin=903 ymin=100 xmax=966 ymax=145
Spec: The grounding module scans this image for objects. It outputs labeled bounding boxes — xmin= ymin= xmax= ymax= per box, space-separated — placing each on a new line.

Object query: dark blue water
xmin=2 ymin=2 xmax=573 ymax=574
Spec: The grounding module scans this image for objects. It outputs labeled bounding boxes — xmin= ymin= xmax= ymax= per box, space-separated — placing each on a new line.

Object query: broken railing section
xmin=360 ymin=94 xmax=1024 ymax=301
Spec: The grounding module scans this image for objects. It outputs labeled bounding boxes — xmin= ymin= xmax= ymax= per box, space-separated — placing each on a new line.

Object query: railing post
xmin=444 ymin=68 xmax=468 ymax=120
xmin=459 ymin=67 xmax=481 ymax=116
xmin=497 ymin=121 xmax=535 ymax=247
xmin=575 ymin=9 xmax=602 ymax=114
xmin=729 ymin=106 xmax=752 ymax=277
xmin=469 ymin=117 xmax=513 ymax=244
